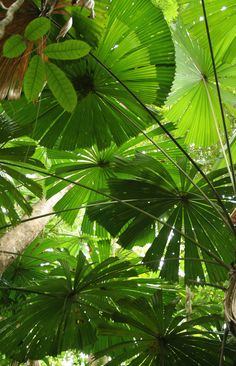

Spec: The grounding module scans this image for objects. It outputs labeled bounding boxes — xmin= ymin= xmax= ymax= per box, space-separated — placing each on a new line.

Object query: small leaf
xmin=3 ymin=34 xmax=27 ymax=58
xmin=44 ymin=40 xmax=91 ymax=60
xmin=25 ymin=17 xmax=51 ymax=41
xmin=46 ymin=62 xmax=77 ymax=112
xmin=24 ymin=55 xmax=46 ymax=101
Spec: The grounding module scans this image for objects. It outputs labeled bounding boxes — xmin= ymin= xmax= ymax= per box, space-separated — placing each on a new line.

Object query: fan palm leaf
xmin=164 ymin=26 xmax=236 ymax=146
xmin=178 ymin=0 xmax=236 ymax=51
xmin=0 ymin=113 xmax=31 ymax=143
xmin=45 ymin=124 xmax=182 ymax=226
xmin=95 ymin=291 xmax=236 ymax=365
xmin=0 ymin=252 xmax=157 ymax=361
xmin=87 ymin=153 xmax=235 ymax=283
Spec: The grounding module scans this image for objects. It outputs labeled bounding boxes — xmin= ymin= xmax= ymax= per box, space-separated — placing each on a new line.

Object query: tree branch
xmin=0 ymin=0 xmax=25 ymax=39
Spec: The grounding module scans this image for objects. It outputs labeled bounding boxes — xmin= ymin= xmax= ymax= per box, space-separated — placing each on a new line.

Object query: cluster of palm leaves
xmin=0 ymin=0 xmax=236 ymax=365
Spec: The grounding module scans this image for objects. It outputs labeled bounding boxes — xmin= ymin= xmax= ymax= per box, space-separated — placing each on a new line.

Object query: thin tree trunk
xmin=185 ymin=285 xmax=193 ymax=321
xmin=231 ymin=208 xmax=236 ymax=225
xmin=0 ymin=186 xmax=71 ymax=274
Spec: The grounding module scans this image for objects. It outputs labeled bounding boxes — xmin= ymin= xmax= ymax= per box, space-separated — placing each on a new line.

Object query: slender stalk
xmin=0 ymin=249 xmax=57 ymax=264
xmin=0 ymin=200 xmax=120 ymax=230
xmin=0 ymin=285 xmax=57 ymax=297
xmin=188 ymin=280 xmax=226 ymax=291
xmin=203 ymin=80 xmax=234 ymax=189
xmin=201 ymin=0 xmax=236 ymax=196
xmin=141 ymin=257 xmax=226 ymax=267
xmin=219 ymin=324 xmax=229 ymax=366
xmin=0 ymin=160 xmax=231 ymax=271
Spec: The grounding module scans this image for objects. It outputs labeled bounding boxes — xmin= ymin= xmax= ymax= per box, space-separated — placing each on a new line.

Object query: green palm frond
xmin=0 ymin=252 xmax=156 ymax=361
xmin=0 ymin=145 xmax=43 ymax=227
xmin=45 ymin=145 xmax=118 ymax=225
xmin=164 ymin=26 xmax=236 ymax=146
xmin=178 ymin=0 xmax=236 ymax=52
xmin=0 ymin=2 xmax=235 ymax=365
xmin=45 ymin=125 xmax=182 ymax=226
xmin=87 ymin=154 xmax=234 ymax=282
xmin=2 ymin=0 xmax=175 ymax=150
xmin=1 ymin=235 xmax=82 ymax=289
xmin=0 ymin=113 xmax=31 ymax=144
xmin=95 ymin=291 xmax=235 ymax=366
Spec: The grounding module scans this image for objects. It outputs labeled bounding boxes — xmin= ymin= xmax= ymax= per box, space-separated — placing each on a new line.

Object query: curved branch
xmin=0 ymin=0 xmax=25 ymax=39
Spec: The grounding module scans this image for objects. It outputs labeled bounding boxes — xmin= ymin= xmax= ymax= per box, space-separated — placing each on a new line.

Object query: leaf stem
xmin=201 ymin=0 xmax=236 ymax=196
xmin=141 ymin=257 xmax=226 ymax=267
xmin=188 ymin=280 xmax=226 ymax=291
xmin=203 ymin=80 xmax=234 ymax=186
xmin=0 ymin=285 xmax=57 ymax=297
xmin=219 ymin=323 xmax=229 ymax=366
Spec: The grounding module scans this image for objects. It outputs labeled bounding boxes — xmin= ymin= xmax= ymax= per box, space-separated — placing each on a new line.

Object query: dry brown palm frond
xmin=0 ymin=0 xmax=38 ymax=99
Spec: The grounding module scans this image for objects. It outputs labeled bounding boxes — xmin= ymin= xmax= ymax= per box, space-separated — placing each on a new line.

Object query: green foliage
xmin=95 ymin=291 xmax=235 ymax=365
xmin=24 ymin=55 xmax=46 ymax=101
xmin=87 ymin=154 xmax=234 ymax=282
xmin=0 ymin=0 xmax=236 ymax=365
xmin=0 ymin=251 xmax=155 ymax=361
xmin=45 ymin=62 xmax=77 ymax=112
xmin=0 ymin=144 xmax=43 ymax=227
xmin=24 ymin=17 xmax=51 ymax=41
xmin=165 ymin=26 xmax=236 ymax=146
xmin=154 ymin=0 xmax=178 ymax=22
xmin=44 ymin=40 xmax=91 ymax=60
xmin=3 ymin=34 xmax=26 ymax=58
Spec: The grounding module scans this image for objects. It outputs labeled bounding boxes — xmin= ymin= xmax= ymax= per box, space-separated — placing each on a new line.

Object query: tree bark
xmin=231 ymin=208 xmax=236 ymax=225
xmin=0 ymin=0 xmax=25 ymax=39
xmin=0 ymin=186 xmax=71 ymax=274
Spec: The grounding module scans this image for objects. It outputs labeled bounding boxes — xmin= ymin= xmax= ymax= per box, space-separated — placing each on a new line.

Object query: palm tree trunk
xmin=0 ymin=186 xmax=71 ymax=274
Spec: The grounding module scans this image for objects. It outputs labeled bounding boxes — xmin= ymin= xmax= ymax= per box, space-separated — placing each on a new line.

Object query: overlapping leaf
xmin=87 ymin=154 xmax=235 ymax=283
xmin=45 ymin=124 xmax=182 ymax=226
